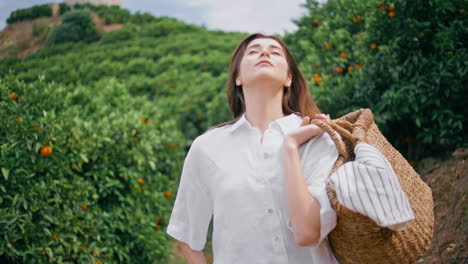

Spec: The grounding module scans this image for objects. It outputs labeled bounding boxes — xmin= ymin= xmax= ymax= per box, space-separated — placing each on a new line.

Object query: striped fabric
xmin=327 ymin=143 xmax=415 ymax=230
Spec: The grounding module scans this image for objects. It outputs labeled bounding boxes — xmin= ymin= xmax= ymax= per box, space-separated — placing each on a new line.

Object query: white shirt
xmin=166 ymin=112 xmax=340 ymax=264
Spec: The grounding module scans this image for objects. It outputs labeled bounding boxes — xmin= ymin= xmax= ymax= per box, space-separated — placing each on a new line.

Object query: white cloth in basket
xmin=327 ymin=143 xmax=415 ymax=230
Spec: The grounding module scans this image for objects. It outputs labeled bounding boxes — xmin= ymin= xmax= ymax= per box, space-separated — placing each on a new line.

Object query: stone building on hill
xmin=64 ymin=0 xmax=123 ymax=7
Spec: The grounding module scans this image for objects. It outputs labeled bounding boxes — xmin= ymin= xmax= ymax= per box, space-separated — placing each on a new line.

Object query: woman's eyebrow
xmin=247 ymin=44 xmax=282 ymax=51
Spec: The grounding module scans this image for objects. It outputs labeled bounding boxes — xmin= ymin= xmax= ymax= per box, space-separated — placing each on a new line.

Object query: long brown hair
xmin=205 ymin=33 xmax=321 ymax=133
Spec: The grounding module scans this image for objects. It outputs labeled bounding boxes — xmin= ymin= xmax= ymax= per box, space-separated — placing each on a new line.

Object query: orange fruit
xmin=378 ymin=1 xmax=385 ymax=7
xmin=388 ymin=5 xmax=395 ymax=11
xmin=347 ymin=66 xmax=354 ymax=72
xmin=370 ymin=43 xmax=378 ymax=50
xmin=52 ymin=234 xmax=58 ymax=241
xmin=340 ymin=52 xmax=347 ymax=58
xmin=380 ymin=7 xmax=387 ymax=12
xmin=71 ymin=164 xmax=76 ymax=170
xmin=155 ymin=225 xmax=161 ymax=231
xmin=167 ymin=143 xmax=175 ymax=150
xmin=355 ymin=64 xmax=362 ymax=69
xmin=418 ymin=33 xmax=425 ymax=39
xmin=156 ymin=216 xmax=162 ymax=222
xmin=34 ymin=125 xmax=42 ymax=131
xmin=164 ymin=190 xmax=172 ymax=199
xmin=336 ymin=67 xmax=343 ymax=73
xmin=137 ymin=178 xmax=145 ymax=184
xmin=389 ymin=11 xmax=395 ymax=17
xmin=81 ymin=243 xmax=88 ymax=248
xmin=81 ymin=204 xmax=88 ymax=211
xmin=141 ymin=118 xmax=148 ymax=124
xmin=120 ymin=175 xmax=126 ymax=180
xmin=354 ymin=34 xmax=360 ymax=39
xmin=40 ymin=145 xmax=52 ymax=157
xmin=15 ymin=116 xmax=22 ymax=122
xmin=313 ymin=74 xmax=322 ymax=83
xmin=325 ymin=43 xmax=332 ymax=49
xmin=313 ymin=18 xmax=320 ymax=24
xmin=11 ymin=92 xmax=18 ymax=100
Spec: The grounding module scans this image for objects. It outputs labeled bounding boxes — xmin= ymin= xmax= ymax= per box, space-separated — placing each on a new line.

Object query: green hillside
xmin=0 ymin=0 xmax=466 ymax=263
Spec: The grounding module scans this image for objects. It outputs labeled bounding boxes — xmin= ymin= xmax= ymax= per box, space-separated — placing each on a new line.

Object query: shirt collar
xmin=227 ymin=112 xmax=303 ymax=135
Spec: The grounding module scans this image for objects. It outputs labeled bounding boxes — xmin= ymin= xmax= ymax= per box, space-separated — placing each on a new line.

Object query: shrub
xmin=285 ymin=0 xmax=466 ymax=160
xmin=46 ymin=9 xmax=100 ymax=45
xmin=0 ymin=75 xmax=185 ymax=263
xmin=6 ymin=4 xmax=52 ymax=24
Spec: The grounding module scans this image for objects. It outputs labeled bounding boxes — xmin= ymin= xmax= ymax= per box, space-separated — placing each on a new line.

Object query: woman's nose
xmin=260 ymin=49 xmax=270 ymax=57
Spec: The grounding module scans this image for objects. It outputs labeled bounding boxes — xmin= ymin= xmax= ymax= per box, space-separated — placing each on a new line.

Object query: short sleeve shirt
xmin=166 ymin=112 xmax=340 ymax=264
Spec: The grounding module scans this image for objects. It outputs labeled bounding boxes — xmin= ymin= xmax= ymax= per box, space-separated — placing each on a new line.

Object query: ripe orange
xmin=82 ymin=243 xmax=88 ymax=248
xmin=40 ymin=145 xmax=52 ymax=157
xmin=164 ymin=190 xmax=172 ymax=199
xmin=82 ymin=204 xmax=88 ymax=211
xmin=34 ymin=125 xmax=42 ymax=131
xmin=11 ymin=92 xmax=18 ymax=100
xmin=370 ymin=43 xmax=378 ymax=50
xmin=347 ymin=66 xmax=354 ymax=72
xmin=378 ymin=1 xmax=385 ymax=7
xmin=336 ymin=67 xmax=343 ymax=73
xmin=155 ymin=225 xmax=161 ymax=231
xmin=167 ymin=143 xmax=175 ymax=150
xmin=71 ymin=164 xmax=76 ymax=170
xmin=355 ymin=64 xmax=363 ymax=69
xmin=52 ymin=234 xmax=58 ymax=241
xmin=141 ymin=118 xmax=149 ymax=124
xmin=313 ymin=18 xmax=320 ymax=24
xmin=15 ymin=116 xmax=22 ymax=122
xmin=137 ymin=178 xmax=145 ymax=184
xmin=156 ymin=216 xmax=162 ymax=222
xmin=325 ymin=43 xmax=332 ymax=50
xmin=389 ymin=11 xmax=395 ymax=17
xmin=340 ymin=52 xmax=347 ymax=58
xmin=388 ymin=5 xmax=395 ymax=11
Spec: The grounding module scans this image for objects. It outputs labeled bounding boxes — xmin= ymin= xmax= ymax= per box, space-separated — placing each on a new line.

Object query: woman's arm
xmin=178 ymin=241 xmax=207 ymax=264
xmin=282 ymin=115 xmax=328 ymax=246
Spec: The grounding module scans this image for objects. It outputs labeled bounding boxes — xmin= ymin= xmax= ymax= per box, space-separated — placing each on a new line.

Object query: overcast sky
xmin=0 ymin=0 xmax=311 ymax=35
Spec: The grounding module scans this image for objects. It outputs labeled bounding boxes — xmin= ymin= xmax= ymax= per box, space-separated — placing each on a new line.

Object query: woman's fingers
xmin=301 ymin=116 xmax=310 ymax=127
xmin=315 ymin=113 xmax=331 ymax=121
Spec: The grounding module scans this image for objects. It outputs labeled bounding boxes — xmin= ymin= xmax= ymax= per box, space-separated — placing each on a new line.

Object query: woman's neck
xmin=243 ymin=82 xmax=285 ymax=135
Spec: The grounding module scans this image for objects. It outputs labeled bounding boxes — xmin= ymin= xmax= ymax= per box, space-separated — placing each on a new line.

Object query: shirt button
xmin=268 ymin=208 xmax=274 ymax=214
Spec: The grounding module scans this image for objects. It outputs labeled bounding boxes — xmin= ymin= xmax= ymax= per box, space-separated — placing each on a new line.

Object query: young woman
xmin=166 ymin=33 xmax=339 ymax=264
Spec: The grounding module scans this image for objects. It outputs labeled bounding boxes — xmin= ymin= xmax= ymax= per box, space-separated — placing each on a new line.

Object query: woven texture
xmin=310 ymin=108 xmax=434 ymax=264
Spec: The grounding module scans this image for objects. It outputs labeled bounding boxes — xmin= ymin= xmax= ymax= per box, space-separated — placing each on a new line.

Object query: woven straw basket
xmin=310 ymin=108 xmax=434 ymax=264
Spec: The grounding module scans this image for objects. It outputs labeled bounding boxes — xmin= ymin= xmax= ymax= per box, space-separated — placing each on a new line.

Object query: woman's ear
xmin=284 ymin=73 xmax=292 ymax=88
xmin=236 ymin=76 xmax=242 ymax=86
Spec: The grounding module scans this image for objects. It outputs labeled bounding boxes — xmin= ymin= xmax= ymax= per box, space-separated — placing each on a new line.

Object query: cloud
xmin=0 ymin=0 xmax=308 ymax=35
xmin=184 ymin=0 xmax=307 ymax=35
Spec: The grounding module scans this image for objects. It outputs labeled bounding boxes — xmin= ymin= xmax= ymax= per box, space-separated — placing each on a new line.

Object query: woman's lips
xmin=256 ymin=60 xmax=273 ymax=66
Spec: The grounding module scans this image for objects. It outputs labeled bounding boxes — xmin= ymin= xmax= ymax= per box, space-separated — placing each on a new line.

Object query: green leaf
xmin=2 ymin=168 xmax=9 ymax=180
xmin=80 ymin=153 xmax=89 ymax=163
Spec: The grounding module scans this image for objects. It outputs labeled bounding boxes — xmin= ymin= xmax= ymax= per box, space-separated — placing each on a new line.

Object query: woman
xmin=166 ymin=33 xmax=339 ymax=264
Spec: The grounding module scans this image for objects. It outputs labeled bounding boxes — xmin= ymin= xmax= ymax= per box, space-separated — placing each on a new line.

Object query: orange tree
xmin=0 ymin=75 xmax=186 ymax=263
xmin=284 ymin=0 xmax=467 ymax=161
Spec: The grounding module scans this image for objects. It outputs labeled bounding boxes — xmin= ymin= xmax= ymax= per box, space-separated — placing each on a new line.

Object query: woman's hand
xmin=283 ymin=113 xmax=331 ymax=150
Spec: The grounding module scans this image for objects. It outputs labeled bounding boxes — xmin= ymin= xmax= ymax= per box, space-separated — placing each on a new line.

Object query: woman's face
xmin=237 ymin=38 xmax=291 ymax=88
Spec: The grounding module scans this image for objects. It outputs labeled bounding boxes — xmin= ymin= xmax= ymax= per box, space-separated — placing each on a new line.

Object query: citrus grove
xmin=0 ymin=0 xmax=466 ymax=263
